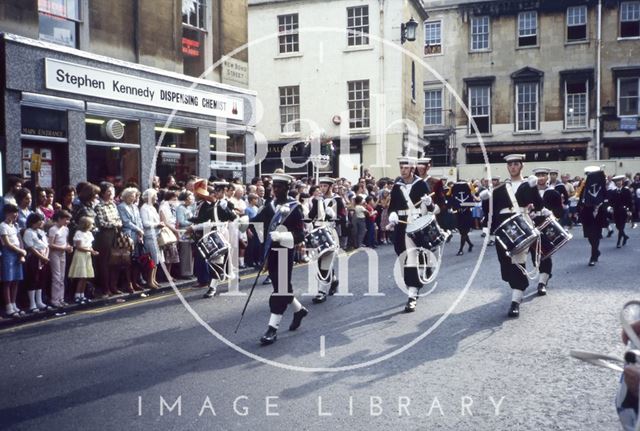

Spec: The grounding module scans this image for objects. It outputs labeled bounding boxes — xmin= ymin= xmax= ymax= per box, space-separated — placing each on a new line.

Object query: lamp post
xmin=401 ymin=17 xmax=419 ymax=44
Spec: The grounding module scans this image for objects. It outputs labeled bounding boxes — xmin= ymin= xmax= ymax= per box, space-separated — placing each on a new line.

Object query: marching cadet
xmin=252 ymin=173 xmax=308 ymax=345
xmin=387 ymin=156 xmax=435 ymax=313
xmin=481 ymin=176 xmax=500 ymax=246
xmin=308 ymin=177 xmax=341 ymax=304
xmin=577 ymin=166 xmax=608 ymax=266
xmin=187 ymin=180 xmax=238 ymax=298
xmin=608 ymin=174 xmax=632 ymax=248
xmin=450 ymin=181 xmax=475 ymax=256
xmin=415 ymin=157 xmax=433 ymax=184
xmin=529 ymin=168 xmax=563 ymax=296
xmin=480 ymin=154 xmax=541 ymax=318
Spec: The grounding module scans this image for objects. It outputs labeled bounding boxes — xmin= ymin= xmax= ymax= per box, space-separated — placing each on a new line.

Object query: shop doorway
xmin=21 ymin=140 xmax=69 ymax=193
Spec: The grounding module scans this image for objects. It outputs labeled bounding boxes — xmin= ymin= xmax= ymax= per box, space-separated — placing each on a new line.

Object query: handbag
xmin=157 ymin=226 xmax=178 ymax=247
xmin=109 ymin=229 xmax=132 ymax=267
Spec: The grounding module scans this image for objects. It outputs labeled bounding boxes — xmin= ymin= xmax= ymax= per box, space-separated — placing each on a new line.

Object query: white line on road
xmin=320 ymin=335 xmax=326 ymax=357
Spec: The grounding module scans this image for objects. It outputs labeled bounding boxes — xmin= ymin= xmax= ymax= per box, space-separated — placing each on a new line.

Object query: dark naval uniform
xmin=608 ymin=183 xmax=633 ymax=247
xmin=578 ymin=170 xmax=608 ymax=266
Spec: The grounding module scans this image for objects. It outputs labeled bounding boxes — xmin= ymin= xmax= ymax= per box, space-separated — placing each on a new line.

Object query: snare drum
xmin=495 ymin=213 xmax=539 ymax=257
xmin=196 ymin=230 xmax=230 ymax=263
xmin=406 ymin=214 xmax=446 ymax=250
xmin=304 ymin=226 xmax=338 ymax=259
xmin=538 ymin=216 xmax=572 ymax=260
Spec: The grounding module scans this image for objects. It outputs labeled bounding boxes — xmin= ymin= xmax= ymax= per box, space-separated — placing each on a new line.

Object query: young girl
xmin=23 ymin=213 xmax=52 ymax=313
xmin=48 ymin=210 xmax=73 ymax=308
xmin=0 ymin=204 xmax=26 ymax=317
xmin=68 ymin=216 xmax=99 ymax=304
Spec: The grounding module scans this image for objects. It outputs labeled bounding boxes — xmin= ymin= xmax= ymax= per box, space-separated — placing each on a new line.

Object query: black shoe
xmin=203 ymin=287 xmax=216 ymax=298
xmin=617 ymin=242 xmax=622 ymax=249
xmin=624 ymin=235 xmax=630 ymax=246
xmin=289 ymin=308 xmax=308 ymax=331
xmin=607 ymin=230 xmax=614 ymax=238
xmin=312 ymin=292 xmax=327 ymax=304
xmin=445 ymin=234 xmax=453 ymax=243
xmin=262 ymin=277 xmax=272 ymax=285
xmin=456 ymin=250 xmax=464 ymax=256
xmin=488 ymin=240 xmax=495 ymax=246
xmin=260 ymin=326 xmax=278 ymax=345
xmin=329 ymin=277 xmax=339 ymax=295
xmin=404 ymin=297 xmax=417 ymax=313
xmin=537 ymin=283 xmax=547 ymax=296
xmin=468 ymin=243 xmax=474 ymax=252
xmin=507 ymin=301 xmax=520 ymax=318
xmin=481 ymin=232 xmax=486 ymax=238
xmin=588 ymin=260 xmax=596 ymax=267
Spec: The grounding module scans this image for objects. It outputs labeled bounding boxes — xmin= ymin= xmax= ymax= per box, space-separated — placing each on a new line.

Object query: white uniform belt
xmin=499 ymin=208 xmax=515 ymax=214
xmin=397 ymin=210 xmax=410 ymax=216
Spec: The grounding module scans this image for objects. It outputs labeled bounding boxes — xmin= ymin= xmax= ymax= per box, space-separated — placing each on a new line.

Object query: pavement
xmin=0 ymin=226 xmax=638 ymax=430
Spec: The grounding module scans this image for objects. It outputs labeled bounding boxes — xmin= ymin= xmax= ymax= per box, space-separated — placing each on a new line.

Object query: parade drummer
xmin=529 ymin=167 xmax=563 ymax=296
xmin=480 ymin=154 xmax=541 ymax=318
xmin=387 ymin=156 xmax=436 ymax=313
xmin=252 ymin=173 xmax=308 ymax=345
xmin=308 ymin=177 xmax=341 ymax=304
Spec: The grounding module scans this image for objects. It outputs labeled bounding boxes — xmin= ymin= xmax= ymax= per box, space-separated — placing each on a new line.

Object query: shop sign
xmin=182 ymin=37 xmax=200 ymax=57
xmin=211 ymin=160 xmax=242 ymax=171
xmin=45 ymin=58 xmax=244 ymax=121
xmin=21 ymin=106 xmax=67 ymax=138
xmin=620 ymin=117 xmax=638 ymax=132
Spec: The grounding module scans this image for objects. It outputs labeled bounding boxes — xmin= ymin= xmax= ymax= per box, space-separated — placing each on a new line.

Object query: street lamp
xmin=401 ymin=17 xmax=419 ymax=44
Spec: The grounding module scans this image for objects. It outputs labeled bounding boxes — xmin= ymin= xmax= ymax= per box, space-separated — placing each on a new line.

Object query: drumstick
xmin=412 ymin=192 xmax=436 ymax=208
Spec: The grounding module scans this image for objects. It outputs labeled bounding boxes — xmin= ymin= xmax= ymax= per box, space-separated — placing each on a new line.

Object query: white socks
xmin=35 ymin=290 xmax=46 ymax=308
xmin=291 ymin=298 xmax=303 ymax=313
xmin=5 ymin=304 xmax=14 ymax=314
xmin=512 ymin=289 xmax=524 ymax=304
xmin=408 ymin=286 xmax=419 ymax=298
xmin=539 ymin=273 xmax=550 ymax=285
xmin=209 ymin=279 xmax=218 ymax=289
xmin=28 ymin=290 xmax=37 ymax=310
xmin=268 ymin=313 xmax=282 ymax=329
xmin=239 ymin=257 xmax=245 ymax=266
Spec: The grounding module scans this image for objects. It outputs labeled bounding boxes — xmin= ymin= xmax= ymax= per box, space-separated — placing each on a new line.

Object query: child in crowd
xmin=0 ymin=204 xmax=26 ymax=317
xmin=48 ymin=210 xmax=73 ymax=308
xmin=68 ymin=216 xmax=99 ymax=304
xmin=23 ymin=212 xmax=53 ymax=313
xmin=364 ymin=195 xmax=378 ymax=248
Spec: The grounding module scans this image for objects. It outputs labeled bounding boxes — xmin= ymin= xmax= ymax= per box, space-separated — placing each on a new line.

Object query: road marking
xmin=320 ymin=335 xmax=326 ymax=357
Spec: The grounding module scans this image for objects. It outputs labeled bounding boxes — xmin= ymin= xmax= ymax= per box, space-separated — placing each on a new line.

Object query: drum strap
xmin=505 ymin=182 xmax=521 ymax=214
xmin=399 ymin=182 xmax=419 ymax=220
xmin=513 ymin=238 xmax=541 ymax=280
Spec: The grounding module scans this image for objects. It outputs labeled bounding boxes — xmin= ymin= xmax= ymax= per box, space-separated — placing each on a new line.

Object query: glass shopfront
xmin=155 ymin=127 xmax=198 ymax=184
xmin=85 ymin=116 xmax=140 ymax=187
xmin=210 ymin=132 xmax=245 ymax=180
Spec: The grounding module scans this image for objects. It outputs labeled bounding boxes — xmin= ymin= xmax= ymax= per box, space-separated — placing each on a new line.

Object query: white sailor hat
xmin=212 ymin=181 xmax=230 ymax=189
xmin=584 ymin=166 xmax=601 ymax=174
xmin=491 ymin=176 xmax=501 ymax=181
xmin=549 ymin=168 xmax=559 ymax=175
xmin=397 ymin=156 xmax=417 ymax=166
xmin=532 ymin=167 xmax=550 ymax=175
xmin=504 ymin=154 xmax=525 ymax=163
xmin=612 ymin=174 xmax=626 ymax=182
xmin=269 ymin=173 xmax=295 ymax=184
xmin=416 ymin=157 xmax=432 ymax=165
xmin=318 ymin=177 xmax=335 ymax=185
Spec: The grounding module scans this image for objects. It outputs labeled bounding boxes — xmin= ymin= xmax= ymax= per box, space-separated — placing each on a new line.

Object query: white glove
xmin=269 ymin=230 xmax=294 ymax=248
xmin=479 ymin=189 xmax=491 ymax=201
xmin=607 ymin=206 xmax=614 ymax=214
xmin=325 ymin=206 xmax=335 ymax=219
xmin=279 ymin=205 xmax=291 ymax=215
xmin=541 ymin=208 xmax=552 ymax=217
xmin=388 ymin=212 xmax=399 ymax=225
xmin=527 ymin=175 xmax=538 ymax=188
xmin=218 ymin=199 xmax=228 ymax=210
xmin=421 ymin=195 xmax=432 ymax=206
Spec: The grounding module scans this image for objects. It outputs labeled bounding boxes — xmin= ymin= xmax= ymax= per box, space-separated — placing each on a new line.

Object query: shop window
xmin=156 ymin=127 xmax=198 ymax=184
xmin=86 ymin=117 xmax=140 ymax=187
xmin=210 ymin=133 xmax=245 ymax=180
xmin=424 ymin=20 xmax=442 ymax=55
xmin=567 ymin=6 xmax=587 ymax=42
xmin=518 ymin=11 xmax=538 ymax=47
xmin=621 ymin=2 xmax=640 ymax=38
xmin=38 ymin=0 xmax=80 ymax=48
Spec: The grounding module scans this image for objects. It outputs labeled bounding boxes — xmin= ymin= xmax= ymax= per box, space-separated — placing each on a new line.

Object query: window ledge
xmin=274 ymin=52 xmax=303 ymax=60
xmin=562 ymin=127 xmax=592 ymax=133
xmin=424 ymin=52 xmax=444 ymax=57
xmin=469 ymin=49 xmax=492 ymax=54
xmin=465 ymin=133 xmax=493 ymax=138
xmin=565 ymin=40 xmax=589 ymax=46
xmin=343 ymin=45 xmax=374 ymax=53
xmin=617 ymin=36 xmax=640 ymax=41
xmin=513 ymin=131 xmax=542 ymax=135
xmin=279 ymin=132 xmax=301 ymax=139
xmin=515 ymin=45 xmax=540 ymax=50
xmin=349 ymin=127 xmax=370 ymax=134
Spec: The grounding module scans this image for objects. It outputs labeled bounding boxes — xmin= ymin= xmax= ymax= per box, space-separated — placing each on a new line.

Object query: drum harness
xmin=195 ymin=203 xmax=233 ymax=281
xmin=399 ymin=180 xmax=442 ymax=285
xmin=505 ymin=182 xmax=542 ymax=280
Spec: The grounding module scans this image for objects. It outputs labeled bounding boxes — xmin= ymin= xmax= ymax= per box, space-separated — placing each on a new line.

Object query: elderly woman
xmin=140 ymin=188 xmax=164 ymax=289
xmin=118 ymin=187 xmax=145 ymax=292
xmin=94 ymin=181 xmax=124 ymax=297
